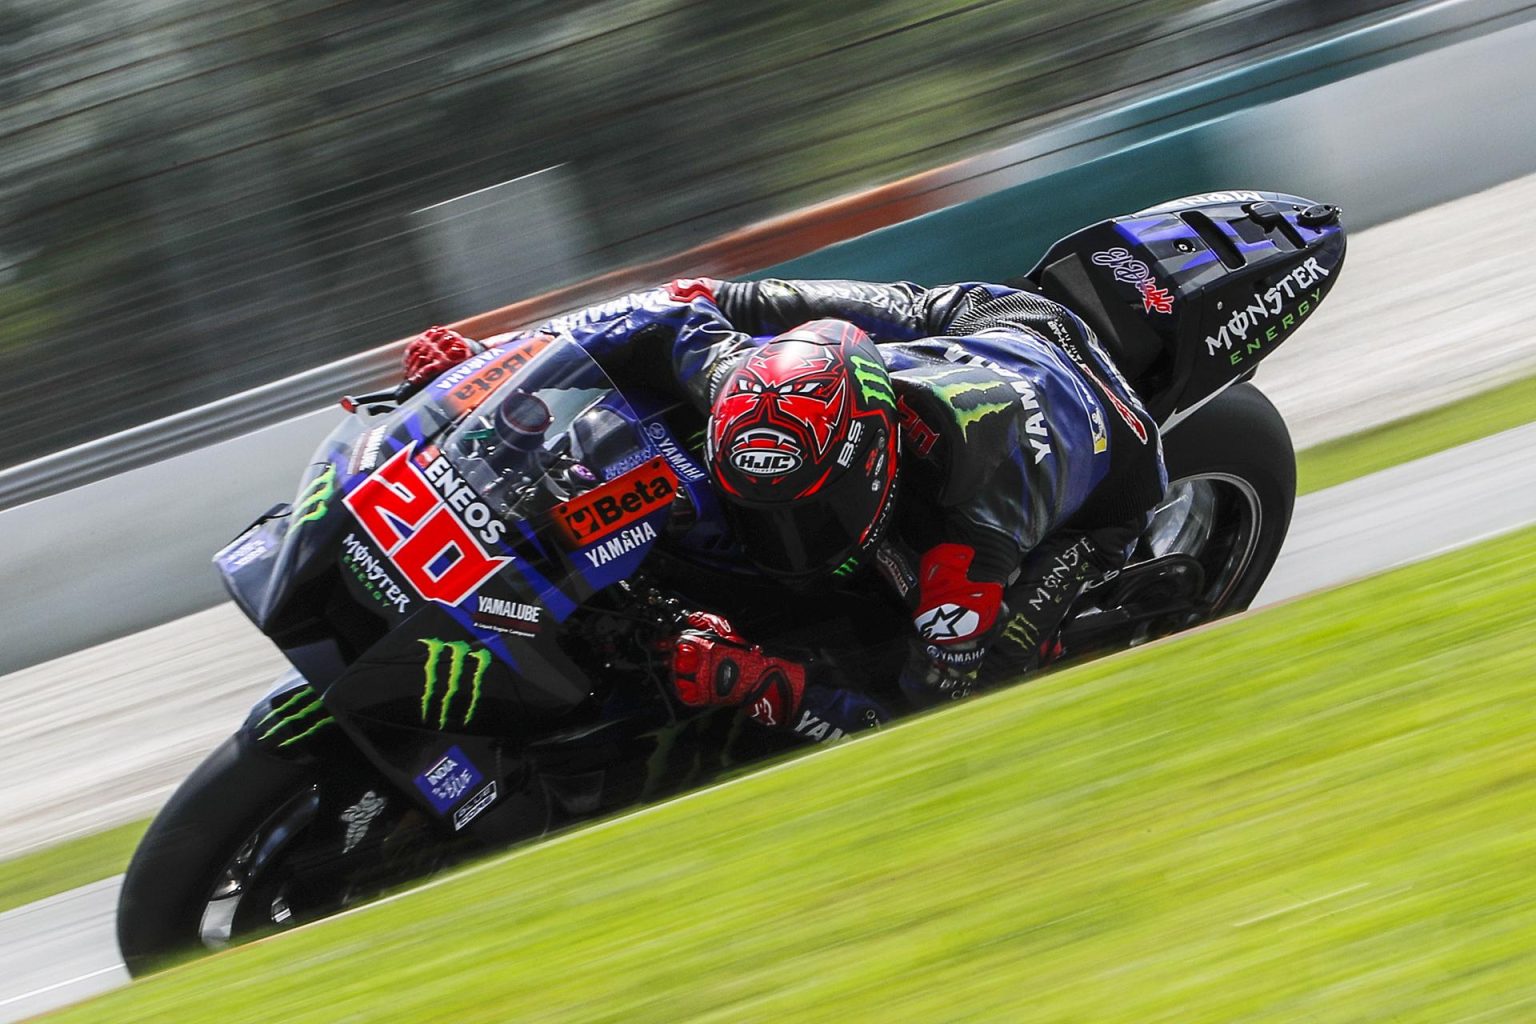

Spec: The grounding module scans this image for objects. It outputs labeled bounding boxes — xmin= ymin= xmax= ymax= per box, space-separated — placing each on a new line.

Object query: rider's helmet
xmin=706 ymin=319 xmax=900 ymax=581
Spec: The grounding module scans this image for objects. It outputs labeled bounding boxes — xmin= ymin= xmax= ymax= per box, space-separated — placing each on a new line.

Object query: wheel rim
xmin=198 ymin=787 xmax=319 ymax=949
xmin=1144 ymin=472 xmax=1263 ymax=614
xmin=194 ymin=787 xmax=452 ymax=952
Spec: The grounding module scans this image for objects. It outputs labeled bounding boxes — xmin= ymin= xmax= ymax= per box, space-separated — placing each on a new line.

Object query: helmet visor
xmin=724 ymin=462 xmax=889 ymax=578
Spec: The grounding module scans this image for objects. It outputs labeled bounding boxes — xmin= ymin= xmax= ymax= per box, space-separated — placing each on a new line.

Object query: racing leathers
xmin=452 ymin=277 xmax=1167 ymax=735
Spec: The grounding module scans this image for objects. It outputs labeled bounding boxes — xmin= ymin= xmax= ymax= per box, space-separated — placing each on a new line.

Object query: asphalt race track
xmin=3 ymin=176 xmax=1536 ymax=1020
xmin=0 ymin=882 xmax=123 ymax=1023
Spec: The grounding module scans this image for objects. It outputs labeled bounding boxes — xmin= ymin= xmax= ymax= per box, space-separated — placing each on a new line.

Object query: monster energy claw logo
xmin=419 ymin=639 xmax=491 ymax=728
xmin=1001 ymin=612 xmax=1041 ymax=652
xmin=928 ymin=374 xmax=1015 ymax=440
xmin=291 ymin=464 xmax=337 ymax=531
xmin=850 ymin=354 xmax=895 ymax=408
xmin=257 ymin=685 xmax=335 ymax=748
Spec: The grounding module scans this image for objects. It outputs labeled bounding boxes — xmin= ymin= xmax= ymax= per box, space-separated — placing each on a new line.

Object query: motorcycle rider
xmin=402 ymin=277 xmax=1167 ymax=742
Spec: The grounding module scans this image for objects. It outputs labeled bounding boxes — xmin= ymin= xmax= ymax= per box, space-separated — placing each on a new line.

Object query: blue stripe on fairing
xmin=1116 ymin=218 xmax=1200 ymax=244
xmin=513 ymin=516 xmax=556 ymax=563
xmin=501 ymin=529 xmax=579 ymax=621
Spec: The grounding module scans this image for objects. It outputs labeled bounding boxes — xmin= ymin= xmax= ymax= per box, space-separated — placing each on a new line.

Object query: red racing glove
xmin=401 ymin=326 xmax=485 ymax=388
xmin=669 ymin=612 xmax=807 ymax=729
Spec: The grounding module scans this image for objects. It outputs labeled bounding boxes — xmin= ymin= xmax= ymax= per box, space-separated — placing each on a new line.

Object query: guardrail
xmin=2 ymin=0 xmax=1533 ymax=675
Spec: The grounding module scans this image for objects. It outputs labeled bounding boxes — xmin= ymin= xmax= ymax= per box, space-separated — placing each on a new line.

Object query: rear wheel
xmin=1061 ymin=382 xmax=1295 ymax=651
xmin=1150 ymin=381 xmax=1296 ymax=615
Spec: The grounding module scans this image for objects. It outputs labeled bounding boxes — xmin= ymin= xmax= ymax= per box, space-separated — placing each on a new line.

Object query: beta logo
xmin=555 ymin=458 xmax=677 ymax=546
xmin=431 ymin=334 xmax=554 ymax=416
xmin=342 ymin=444 xmax=509 ymax=607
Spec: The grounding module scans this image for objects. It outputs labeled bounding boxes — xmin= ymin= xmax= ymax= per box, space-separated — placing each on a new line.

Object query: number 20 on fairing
xmin=342 ymin=444 xmax=510 ymax=606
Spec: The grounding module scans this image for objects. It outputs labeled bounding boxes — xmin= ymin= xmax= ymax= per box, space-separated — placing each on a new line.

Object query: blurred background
xmin=1 ymin=0 xmax=1413 ymax=469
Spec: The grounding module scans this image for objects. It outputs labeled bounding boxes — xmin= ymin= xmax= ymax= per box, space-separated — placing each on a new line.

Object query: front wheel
xmin=116 ymin=734 xmax=446 ymax=975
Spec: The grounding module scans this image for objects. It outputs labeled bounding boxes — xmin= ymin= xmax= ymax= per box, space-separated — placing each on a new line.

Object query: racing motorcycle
xmin=117 ymin=190 xmax=1344 ymax=973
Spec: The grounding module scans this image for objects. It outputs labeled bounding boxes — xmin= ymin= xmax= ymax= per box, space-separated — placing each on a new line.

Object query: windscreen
xmin=415 ymin=334 xmax=652 ymax=529
xmin=380 ymin=332 xmax=678 ymax=615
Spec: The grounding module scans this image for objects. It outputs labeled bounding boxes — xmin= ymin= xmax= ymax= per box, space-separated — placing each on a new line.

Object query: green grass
xmin=0 ymin=820 xmax=146 ymax=915
xmin=55 ymin=525 xmax=1536 ymax=1023
xmin=5 ymin=373 xmax=1533 ymax=920
xmin=1295 ymin=371 xmax=1536 ymax=494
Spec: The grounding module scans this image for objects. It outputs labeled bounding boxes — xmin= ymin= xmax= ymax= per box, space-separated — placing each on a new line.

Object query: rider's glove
xmin=668 ymin=611 xmax=807 ymax=729
xmin=402 ymin=326 xmax=485 ymax=388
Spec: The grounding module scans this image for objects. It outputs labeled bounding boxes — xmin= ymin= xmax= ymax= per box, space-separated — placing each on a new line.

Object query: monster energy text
xmin=1205 ymin=257 xmax=1330 ymax=361
xmin=340 ymin=532 xmax=412 ymax=613
xmin=419 ymin=638 xmax=492 ymax=728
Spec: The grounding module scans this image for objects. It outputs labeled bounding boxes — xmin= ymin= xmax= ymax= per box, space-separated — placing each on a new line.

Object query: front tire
xmin=116 ymin=735 xmax=318 ymax=974
xmin=118 ymin=729 xmax=552 ymax=975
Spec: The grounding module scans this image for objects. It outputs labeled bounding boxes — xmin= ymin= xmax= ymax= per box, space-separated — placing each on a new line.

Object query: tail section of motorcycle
xmin=1025 ymin=190 xmax=1346 ymax=424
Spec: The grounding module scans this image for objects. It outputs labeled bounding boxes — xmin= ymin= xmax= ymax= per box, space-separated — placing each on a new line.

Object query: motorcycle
xmin=117 ymin=190 xmax=1345 ymax=973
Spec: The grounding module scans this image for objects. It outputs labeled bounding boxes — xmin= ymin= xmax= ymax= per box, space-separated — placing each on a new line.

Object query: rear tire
xmin=1154 ymin=381 xmax=1296 ymax=614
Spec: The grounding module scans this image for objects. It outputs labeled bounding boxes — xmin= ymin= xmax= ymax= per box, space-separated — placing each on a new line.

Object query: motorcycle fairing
xmin=220 ymin=338 xmax=698 ymax=828
xmin=215 ymin=410 xmax=370 ymax=634
xmin=1027 ymin=190 xmax=1346 ymax=427
xmin=241 ymin=667 xmax=336 ymax=753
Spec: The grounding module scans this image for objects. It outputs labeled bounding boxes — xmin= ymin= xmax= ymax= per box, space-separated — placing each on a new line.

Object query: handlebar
xmin=339 ymin=380 xmax=417 ymax=414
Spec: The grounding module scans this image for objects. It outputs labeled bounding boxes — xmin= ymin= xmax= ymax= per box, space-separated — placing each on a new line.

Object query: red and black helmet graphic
xmin=707 ymin=320 xmax=900 ymax=580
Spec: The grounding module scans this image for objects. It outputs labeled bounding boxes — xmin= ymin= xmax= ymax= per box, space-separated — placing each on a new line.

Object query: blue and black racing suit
xmin=533 ymin=277 xmax=1168 ymax=731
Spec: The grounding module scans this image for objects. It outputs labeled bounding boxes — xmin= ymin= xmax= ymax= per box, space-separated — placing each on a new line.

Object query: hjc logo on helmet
xmin=729 ymin=428 xmax=804 ymax=477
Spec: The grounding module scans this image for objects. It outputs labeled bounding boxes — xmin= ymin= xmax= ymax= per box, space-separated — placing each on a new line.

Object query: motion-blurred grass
xmin=1296 ymin=371 xmax=1536 ymax=494
xmin=55 ymin=525 xmax=1536 ymax=1023
xmin=0 ymin=821 xmax=145 ymax=915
